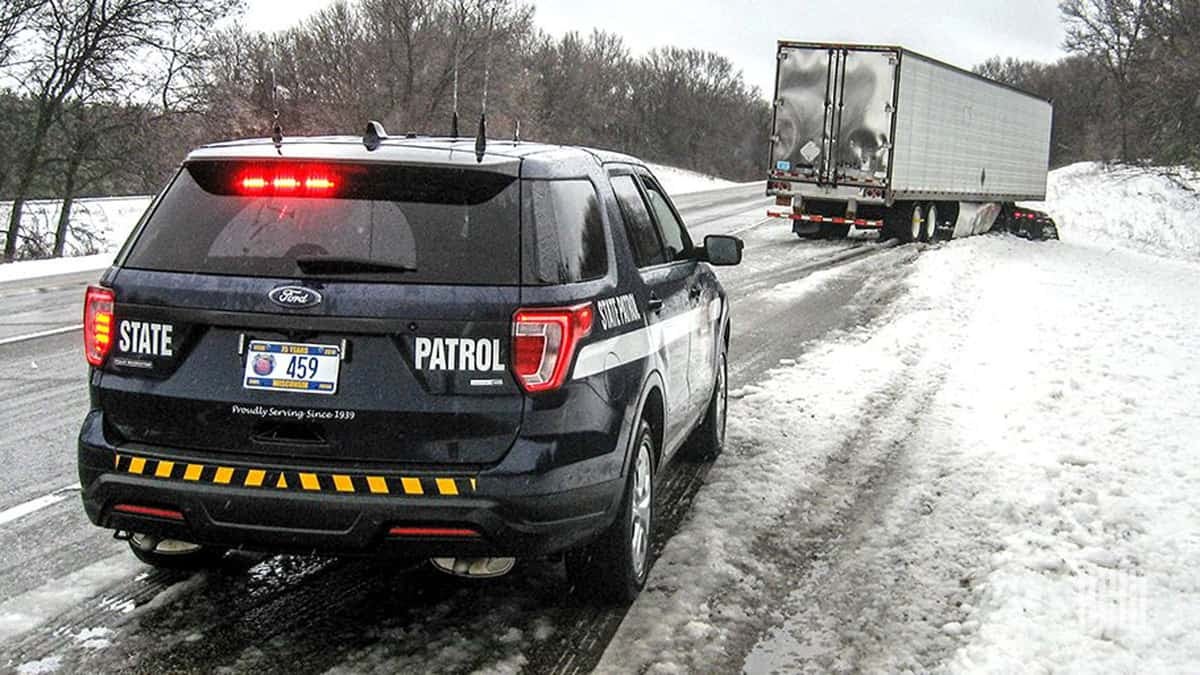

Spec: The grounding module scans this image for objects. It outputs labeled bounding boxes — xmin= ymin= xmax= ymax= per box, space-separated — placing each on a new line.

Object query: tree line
xmin=977 ymin=0 xmax=1199 ymax=169
xmin=2 ymin=0 xmax=1197 ymax=262
xmin=0 ymin=0 xmax=769 ymax=261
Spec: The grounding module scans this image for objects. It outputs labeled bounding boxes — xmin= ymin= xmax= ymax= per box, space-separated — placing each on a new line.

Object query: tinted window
xmin=124 ymin=161 xmax=520 ymax=284
xmin=640 ymin=176 xmax=692 ymax=261
xmin=611 ymin=175 xmax=665 ymax=268
xmin=523 ymin=179 xmax=608 ymax=284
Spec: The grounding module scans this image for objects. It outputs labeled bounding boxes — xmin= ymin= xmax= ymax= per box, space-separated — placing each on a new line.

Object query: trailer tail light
xmin=512 ymin=304 xmax=594 ymax=393
xmin=84 ymin=286 xmax=115 ymax=367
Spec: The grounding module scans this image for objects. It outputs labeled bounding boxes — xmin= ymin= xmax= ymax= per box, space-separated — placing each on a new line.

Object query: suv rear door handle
xmin=647 ymin=294 xmax=664 ymax=313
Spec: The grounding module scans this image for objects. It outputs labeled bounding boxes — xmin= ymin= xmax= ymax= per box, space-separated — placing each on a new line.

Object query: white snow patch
xmin=765 ymin=267 xmax=840 ymax=302
xmin=0 ymin=195 xmax=150 ymax=282
xmin=647 ymin=164 xmax=738 ymax=196
xmin=1031 ymin=162 xmax=1200 ymax=262
xmin=15 ymin=655 xmax=62 ymax=674
xmin=0 ymin=252 xmax=116 ymax=283
xmin=72 ymin=626 xmax=115 ymax=650
xmin=0 ymin=554 xmax=141 ymax=642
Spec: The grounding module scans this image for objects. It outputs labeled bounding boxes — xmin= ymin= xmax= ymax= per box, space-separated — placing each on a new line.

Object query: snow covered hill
xmin=1035 ymin=162 xmax=1200 ymax=262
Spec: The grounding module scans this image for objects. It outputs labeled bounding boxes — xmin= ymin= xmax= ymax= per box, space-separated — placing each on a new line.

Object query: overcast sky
xmin=244 ymin=0 xmax=1067 ymax=96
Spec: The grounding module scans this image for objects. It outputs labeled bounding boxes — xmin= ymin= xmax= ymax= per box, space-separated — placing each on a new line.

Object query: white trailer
xmin=766 ymin=41 xmax=1053 ymax=242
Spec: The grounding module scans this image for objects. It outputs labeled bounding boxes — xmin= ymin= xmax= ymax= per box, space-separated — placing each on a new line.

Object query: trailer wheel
xmin=924 ymin=203 xmax=940 ymax=242
xmin=893 ymin=202 xmax=924 ymax=243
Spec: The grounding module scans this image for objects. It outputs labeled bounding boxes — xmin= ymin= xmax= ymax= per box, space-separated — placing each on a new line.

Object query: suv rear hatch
xmin=99 ymin=156 xmax=526 ymax=467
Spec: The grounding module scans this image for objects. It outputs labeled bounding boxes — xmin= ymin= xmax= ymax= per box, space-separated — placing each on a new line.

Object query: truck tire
xmin=924 ymin=202 xmax=940 ymax=242
xmin=886 ymin=202 xmax=924 ymax=243
xmin=565 ymin=419 xmax=655 ymax=605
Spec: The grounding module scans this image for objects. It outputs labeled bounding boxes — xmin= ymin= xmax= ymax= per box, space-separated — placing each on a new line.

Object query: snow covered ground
xmin=601 ymin=193 xmax=1200 ymax=670
xmin=0 ymin=197 xmax=151 ymax=282
xmin=1034 ymin=161 xmax=1200 ymax=261
xmin=647 ymin=163 xmax=739 ymax=195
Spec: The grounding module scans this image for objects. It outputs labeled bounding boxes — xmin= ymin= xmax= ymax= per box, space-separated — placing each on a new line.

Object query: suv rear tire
xmin=565 ymin=419 xmax=655 ymax=605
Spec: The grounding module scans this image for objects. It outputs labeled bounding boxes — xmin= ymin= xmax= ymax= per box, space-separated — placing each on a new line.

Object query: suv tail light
xmin=512 ymin=304 xmax=594 ymax=393
xmin=84 ymin=285 xmax=115 ymax=367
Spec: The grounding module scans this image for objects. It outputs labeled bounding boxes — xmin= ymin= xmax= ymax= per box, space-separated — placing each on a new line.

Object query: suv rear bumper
xmin=78 ymin=411 xmax=625 ymax=558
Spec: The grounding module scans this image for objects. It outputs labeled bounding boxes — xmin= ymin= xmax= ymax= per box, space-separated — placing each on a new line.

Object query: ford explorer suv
xmin=78 ymin=128 xmax=743 ymax=604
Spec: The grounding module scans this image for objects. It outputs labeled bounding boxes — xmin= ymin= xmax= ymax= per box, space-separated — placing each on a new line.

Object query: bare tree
xmin=1060 ymin=0 xmax=1150 ymax=161
xmin=3 ymin=0 xmax=240 ymax=261
xmin=0 ymin=0 xmax=45 ymax=66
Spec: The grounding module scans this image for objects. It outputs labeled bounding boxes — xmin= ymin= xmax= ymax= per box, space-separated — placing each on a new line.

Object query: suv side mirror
xmin=702 ymin=235 xmax=743 ymax=266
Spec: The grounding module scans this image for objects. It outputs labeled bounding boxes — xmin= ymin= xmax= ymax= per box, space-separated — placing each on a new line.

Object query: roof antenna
xmin=451 ymin=49 xmax=460 ymax=138
xmin=512 ymin=119 xmax=520 ymax=144
xmin=474 ymin=14 xmax=493 ymax=163
xmin=270 ymin=67 xmax=283 ymax=153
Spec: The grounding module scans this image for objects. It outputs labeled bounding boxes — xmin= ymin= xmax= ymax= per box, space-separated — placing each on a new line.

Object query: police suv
xmin=78 ymin=128 xmax=743 ymax=603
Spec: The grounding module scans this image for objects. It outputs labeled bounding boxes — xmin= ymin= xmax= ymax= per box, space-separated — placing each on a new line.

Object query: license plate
xmin=243 ymin=340 xmax=341 ymax=395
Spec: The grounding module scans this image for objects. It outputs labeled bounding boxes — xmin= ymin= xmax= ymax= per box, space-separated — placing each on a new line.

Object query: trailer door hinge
xmin=884 ymin=102 xmax=895 ymax=113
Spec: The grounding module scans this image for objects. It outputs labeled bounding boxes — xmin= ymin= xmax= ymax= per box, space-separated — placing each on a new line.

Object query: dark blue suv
xmin=78 ymin=130 xmax=743 ymax=603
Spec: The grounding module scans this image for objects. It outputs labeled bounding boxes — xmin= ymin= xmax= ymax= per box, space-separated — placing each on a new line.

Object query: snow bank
xmin=1037 ymin=162 xmax=1200 ymax=262
xmin=600 ymin=235 xmax=1200 ymax=672
xmin=647 ymin=164 xmax=737 ymax=196
xmin=0 ymin=196 xmax=151 ymax=282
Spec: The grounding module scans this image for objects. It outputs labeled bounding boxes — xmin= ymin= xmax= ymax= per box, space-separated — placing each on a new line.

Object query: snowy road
xmin=6 ymin=171 xmax=1191 ymax=673
xmin=0 ymin=184 xmax=923 ymax=673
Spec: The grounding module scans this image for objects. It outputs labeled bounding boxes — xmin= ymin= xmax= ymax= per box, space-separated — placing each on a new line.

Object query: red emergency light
xmin=238 ymin=166 xmax=337 ymax=195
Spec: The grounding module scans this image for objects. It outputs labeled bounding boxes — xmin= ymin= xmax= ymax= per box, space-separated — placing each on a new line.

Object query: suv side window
xmin=523 ymin=179 xmax=609 ymax=284
xmin=638 ymin=175 xmax=693 ymax=261
xmin=611 ymin=174 xmax=666 ymax=268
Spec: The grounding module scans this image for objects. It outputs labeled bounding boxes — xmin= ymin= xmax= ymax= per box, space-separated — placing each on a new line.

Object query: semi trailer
xmin=766 ymin=41 xmax=1054 ymax=242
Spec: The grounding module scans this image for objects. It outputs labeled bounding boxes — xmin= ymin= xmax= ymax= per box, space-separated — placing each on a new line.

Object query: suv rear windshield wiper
xmin=295 ymin=256 xmax=418 ymax=275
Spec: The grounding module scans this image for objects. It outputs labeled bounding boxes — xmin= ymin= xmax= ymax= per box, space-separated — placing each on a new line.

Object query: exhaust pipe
xmin=429 ymin=557 xmax=516 ymax=579
xmin=129 ymin=533 xmax=204 ymax=556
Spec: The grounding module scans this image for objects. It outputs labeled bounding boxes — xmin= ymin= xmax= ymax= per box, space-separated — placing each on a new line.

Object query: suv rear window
xmin=522 ymin=179 xmax=608 ymax=284
xmin=124 ymin=161 xmax=521 ymax=284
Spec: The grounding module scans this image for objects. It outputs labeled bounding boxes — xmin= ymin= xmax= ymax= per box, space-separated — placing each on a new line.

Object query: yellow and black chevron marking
xmin=113 ymin=453 xmax=477 ymax=496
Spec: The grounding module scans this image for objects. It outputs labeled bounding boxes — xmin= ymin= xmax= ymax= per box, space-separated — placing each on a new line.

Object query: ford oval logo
xmin=269 ymin=286 xmax=322 ymax=309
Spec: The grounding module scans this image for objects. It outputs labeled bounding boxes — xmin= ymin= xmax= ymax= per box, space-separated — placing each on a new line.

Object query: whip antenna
xmin=451 ymin=50 xmax=460 ymax=138
xmin=474 ymin=13 xmax=493 ymax=163
xmin=270 ymin=67 xmax=283 ymax=152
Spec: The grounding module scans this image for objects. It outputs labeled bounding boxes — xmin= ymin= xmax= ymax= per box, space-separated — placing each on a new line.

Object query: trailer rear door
xmin=771 ymin=44 xmax=898 ymax=189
